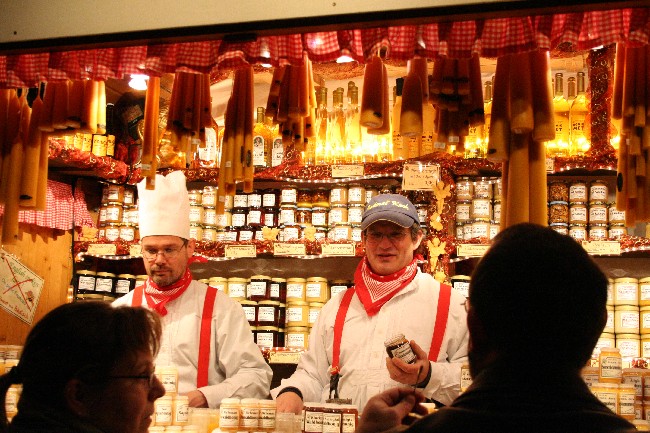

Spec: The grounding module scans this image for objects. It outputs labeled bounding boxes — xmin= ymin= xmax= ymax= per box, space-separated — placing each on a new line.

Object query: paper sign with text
xmin=0 ymin=251 xmax=44 ymax=325
xmin=129 ymin=244 xmax=142 ymax=257
xmin=456 ymin=244 xmax=491 ymax=257
xmin=581 ymin=241 xmax=621 ymax=256
xmin=274 ymin=243 xmax=307 ymax=256
xmin=331 ymin=165 xmax=364 ymax=178
xmin=401 ymin=163 xmax=441 ymax=190
xmin=225 ymin=245 xmax=257 ymax=258
xmin=87 ymin=243 xmax=117 ymax=256
xmin=321 ymin=243 xmax=356 ymax=256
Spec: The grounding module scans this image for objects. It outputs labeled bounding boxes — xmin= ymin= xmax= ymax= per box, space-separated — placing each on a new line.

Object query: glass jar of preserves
xmin=238 ymin=226 xmax=255 ymax=242
xmin=548 ymin=201 xmax=569 ymax=224
xmin=548 ymin=181 xmax=569 ymax=202
xmin=329 ymin=280 xmax=352 ymax=298
xmin=296 ymin=207 xmax=312 ymax=225
xmin=456 ymin=177 xmax=473 ymax=201
xmin=492 ymin=200 xmax=501 ymax=223
xmin=609 ymin=205 xmax=626 ymax=224
xmin=365 ymin=186 xmax=379 ymax=204
xmin=348 ymin=184 xmax=366 ymax=205
xmin=588 ymin=223 xmax=608 ymax=240
xmin=239 ymin=300 xmax=258 ymax=325
xmin=202 ymin=186 xmax=217 ymax=206
xmin=270 ymin=278 xmax=287 ymax=302
xmin=471 ymin=198 xmax=492 ymax=220
xmin=281 ymin=223 xmax=302 ymax=241
xmin=115 ymin=274 xmax=136 ymax=295
xmin=105 ymin=184 xmax=125 ymax=204
xmin=219 ymin=398 xmax=241 ymax=431
xmin=347 ymin=204 xmax=364 ymax=225
xmin=589 ymin=202 xmax=608 ymax=224
xmin=569 ymin=202 xmax=587 ymax=224
xmin=119 ymin=223 xmax=136 ymax=242
xmin=384 ymin=333 xmax=416 ymax=364
xmin=255 ymin=326 xmax=280 ymax=348
xmin=104 ymin=202 xmax=123 ymax=223
xmin=330 ymin=186 xmax=348 ymax=205
xmin=308 ymin=302 xmax=324 ymax=326
xmin=311 ymin=206 xmax=329 ymax=227
xmin=208 ymin=277 xmax=228 ymax=292
xmin=599 ymin=347 xmax=622 ymax=383
xmin=306 ymin=277 xmax=329 ymax=303
xmin=456 ymin=201 xmax=471 ymax=223
xmin=123 ymin=188 xmax=135 ymax=206
xmin=280 ymin=186 xmax=298 ymax=205
xmin=328 ymin=205 xmax=348 ymax=226
xmin=312 ymin=188 xmax=330 ymax=208
xmin=569 ymin=181 xmax=587 ymax=203
xmin=188 ymin=189 xmax=203 ymax=205
xmin=231 ymin=208 xmax=247 ymax=227
xmin=285 ymin=326 xmax=309 ymax=349
xmin=331 ymin=222 xmax=352 ymax=241
xmin=189 ymin=205 xmax=204 ymax=224
xmin=379 ymin=184 xmax=394 ymax=195
xmin=304 ymin=403 xmax=324 ymax=433
xmin=351 ymin=225 xmax=362 ymax=242
xmin=215 ymin=210 xmax=232 ymax=228
xmin=203 ymin=206 xmax=217 ymax=226
xmin=202 ymin=225 xmax=217 ymax=242
xmin=340 ymin=404 xmax=358 ymax=433
xmin=473 ymin=178 xmax=493 ymax=199
xmin=568 ymin=223 xmax=587 ymax=241
xmin=76 ymin=270 xmax=96 ymax=295
xmin=590 ymin=180 xmax=609 ymax=203
xmin=286 ymin=278 xmax=306 ymax=302
xmin=297 ymin=189 xmax=313 ymax=208
xmin=280 ymin=204 xmax=297 ymax=225
xmin=223 ymin=226 xmax=239 ymax=242
xmin=262 ymin=189 xmax=279 ymax=207
xmin=257 ymin=300 xmax=280 ymax=327
xmin=247 ymin=190 xmax=262 ymax=208
xmin=286 ymin=301 xmax=309 ymax=327
xmin=471 ymin=220 xmax=490 ymax=239
xmin=248 ymin=275 xmax=270 ymax=301
xmin=614 ymin=278 xmax=639 ymax=306
xmin=247 ymin=207 xmax=262 ymax=226
xmin=105 ymin=223 xmax=121 ymax=242
xmin=234 ymin=193 xmax=249 ymax=209
xmin=549 ymin=222 xmax=568 ymax=235
xmin=95 ymin=272 xmax=116 ymax=294
xmin=608 ymin=225 xmax=627 ymax=240
xmin=314 ymin=226 xmax=328 ymax=240
xmin=262 ymin=207 xmax=278 ymax=227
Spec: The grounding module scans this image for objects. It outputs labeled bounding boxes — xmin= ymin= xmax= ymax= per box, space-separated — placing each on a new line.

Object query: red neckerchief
xmin=143 ymin=268 xmax=193 ymax=316
xmin=353 ymin=256 xmax=419 ymax=316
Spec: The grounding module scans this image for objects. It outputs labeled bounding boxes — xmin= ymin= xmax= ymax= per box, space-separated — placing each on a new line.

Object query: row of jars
xmin=548 ymin=179 xmax=611 ymax=204
xmin=547 ymin=201 xmax=625 ymax=226
xmin=595 ymin=333 xmax=650 ymax=359
xmin=74 ymin=271 xmax=143 ymax=297
xmin=456 ymin=177 xmax=503 ymax=201
xmin=455 ymin=220 xmax=501 ymax=241
xmin=549 ymin=222 xmax=629 ymax=242
xmin=608 ymin=277 xmax=650 ymax=307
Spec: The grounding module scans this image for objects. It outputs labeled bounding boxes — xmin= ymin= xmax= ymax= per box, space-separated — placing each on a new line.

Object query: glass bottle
xmin=315 ymin=87 xmax=329 ymax=165
xmin=347 ymin=83 xmax=362 ymax=163
xmin=570 ymin=72 xmax=590 ymax=156
xmin=392 ymin=78 xmax=408 ymax=160
xmin=330 ymin=88 xmax=347 ymax=164
xmin=552 ymin=73 xmax=570 ymax=157
xmin=253 ymin=107 xmax=272 ymax=168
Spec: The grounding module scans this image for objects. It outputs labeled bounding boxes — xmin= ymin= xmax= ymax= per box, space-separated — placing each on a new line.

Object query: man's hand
xmin=275 ymin=391 xmax=304 ymax=414
xmin=357 ymin=387 xmax=427 ymax=433
xmin=187 ymin=389 xmax=208 ymax=408
xmin=385 ymin=340 xmax=430 ymax=387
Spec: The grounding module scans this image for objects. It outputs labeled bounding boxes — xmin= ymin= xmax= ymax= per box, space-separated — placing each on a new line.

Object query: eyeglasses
xmin=109 ymin=370 xmax=157 ymax=388
xmin=364 ymin=231 xmax=409 ymax=244
xmin=141 ymin=243 xmax=186 ymax=262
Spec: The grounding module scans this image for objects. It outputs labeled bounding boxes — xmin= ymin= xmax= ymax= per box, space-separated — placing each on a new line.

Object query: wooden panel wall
xmin=0 ymin=221 xmax=73 ymax=345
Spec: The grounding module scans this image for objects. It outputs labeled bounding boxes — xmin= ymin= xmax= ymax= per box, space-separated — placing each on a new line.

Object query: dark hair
xmin=469 ymin=223 xmax=607 ymax=368
xmin=0 ymin=302 xmax=162 ymax=430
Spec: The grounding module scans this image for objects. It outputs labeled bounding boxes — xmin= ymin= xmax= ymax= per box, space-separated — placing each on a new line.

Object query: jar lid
xmin=117 ymin=274 xmax=136 ymax=279
xmin=257 ymin=326 xmax=280 ymax=331
xmin=96 ymin=272 xmax=116 ymax=277
xmin=329 ymin=279 xmax=352 ymax=284
xmin=76 ymin=270 xmax=96 ymax=276
xmin=286 ymin=326 xmax=310 ymax=332
xmin=228 ymin=277 xmax=249 ymax=282
xmin=136 ymin=275 xmax=148 ymax=280
xmin=309 ymin=302 xmax=325 ymax=308
xmin=614 ymin=278 xmax=639 ymax=283
xmin=240 ymin=398 xmax=259 ymax=404
xmin=287 ymin=301 xmax=309 ymax=306
xmin=209 ymin=277 xmax=228 ymax=282
xmin=258 ymin=300 xmax=281 ymax=306
xmin=384 ymin=333 xmax=406 ymax=347
xmin=306 ymin=277 xmax=328 ymax=282
xmin=250 ymin=275 xmax=271 ymax=280
xmin=287 ymin=278 xmax=306 ymax=283
xmin=239 ymin=300 xmax=258 ymax=306
xmin=271 ymin=277 xmax=287 ymax=282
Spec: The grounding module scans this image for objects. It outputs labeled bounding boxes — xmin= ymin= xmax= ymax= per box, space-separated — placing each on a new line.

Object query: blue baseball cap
xmin=361 ymin=194 xmax=420 ymax=230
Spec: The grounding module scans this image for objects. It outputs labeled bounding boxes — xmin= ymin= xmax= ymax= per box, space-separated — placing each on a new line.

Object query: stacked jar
xmin=454 ymin=177 xmax=501 ymax=241
xmin=586 ymin=347 xmax=637 ymax=420
xmin=151 ymin=365 xmax=191 ymax=429
xmin=97 ymin=183 xmax=138 ymax=242
xmin=217 ymin=398 xmax=276 ymax=433
xmin=302 ymin=402 xmax=358 ymax=433
xmin=548 ymin=181 xmax=570 ymax=236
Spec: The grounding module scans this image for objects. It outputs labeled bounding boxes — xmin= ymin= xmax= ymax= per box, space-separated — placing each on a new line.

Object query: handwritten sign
xmin=268 ymin=350 xmax=303 ymax=364
xmin=274 ymin=243 xmax=307 ymax=256
xmin=401 ymin=163 xmax=440 ymax=191
xmin=582 ymin=241 xmax=621 ymax=256
xmin=456 ymin=244 xmax=490 ymax=258
xmin=129 ymin=244 xmax=142 ymax=257
xmin=545 ymin=157 xmax=555 ymax=173
xmin=225 ymin=245 xmax=257 ymax=258
xmin=321 ymin=243 xmax=356 ymax=256
xmin=0 ymin=251 xmax=44 ymax=325
xmin=331 ymin=164 xmax=364 ymax=178
xmin=87 ymin=243 xmax=117 ymax=256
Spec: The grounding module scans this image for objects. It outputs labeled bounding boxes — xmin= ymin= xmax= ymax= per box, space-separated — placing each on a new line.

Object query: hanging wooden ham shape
xmin=360 ymin=56 xmax=386 ymax=129
xmin=611 ymin=43 xmax=650 ymax=225
xmin=486 ymin=50 xmax=553 ymax=229
xmin=142 ymin=76 xmax=161 ymax=189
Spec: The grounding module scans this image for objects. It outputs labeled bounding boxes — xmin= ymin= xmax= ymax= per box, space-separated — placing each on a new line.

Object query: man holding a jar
xmin=273 ymin=194 xmax=469 ymax=412
xmin=113 ymin=171 xmax=272 ymax=408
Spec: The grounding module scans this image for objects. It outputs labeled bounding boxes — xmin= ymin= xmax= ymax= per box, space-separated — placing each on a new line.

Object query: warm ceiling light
xmin=129 ymin=74 xmax=149 ymax=90
xmin=336 ymin=55 xmax=354 ymax=64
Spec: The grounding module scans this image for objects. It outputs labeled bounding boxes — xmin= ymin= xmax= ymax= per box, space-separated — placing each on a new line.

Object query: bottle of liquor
xmin=392 ymin=78 xmax=408 ymax=160
xmin=421 ymin=93 xmax=436 ymax=156
xmin=483 ymin=80 xmax=492 ymax=153
xmin=105 ymin=102 xmax=116 ymax=157
xmin=570 ymin=72 xmax=590 ymax=155
xmin=331 ymin=88 xmax=347 ymax=163
xmin=552 ymin=73 xmax=570 ymax=157
xmin=315 ymin=87 xmax=329 ymax=165
xmin=252 ymin=107 xmax=271 ymax=168
xmin=347 ymin=83 xmax=362 ymax=163
xmin=567 ymin=76 xmax=576 ymax=105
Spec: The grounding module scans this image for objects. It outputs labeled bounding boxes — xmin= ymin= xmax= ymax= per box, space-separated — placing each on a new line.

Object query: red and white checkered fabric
xmin=0 ymin=7 xmax=648 ymax=87
xmin=0 ymin=180 xmax=95 ymax=230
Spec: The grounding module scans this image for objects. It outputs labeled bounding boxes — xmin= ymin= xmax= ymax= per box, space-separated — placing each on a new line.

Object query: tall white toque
xmin=137 ymin=171 xmax=190 ymax=240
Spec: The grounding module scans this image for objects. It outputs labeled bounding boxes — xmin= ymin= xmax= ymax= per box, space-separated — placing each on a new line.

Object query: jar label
xmin=616 ymin=284 xmax=638 ymax=301
xmin=106 ymin=207 xmax=122 ymax=221
xmin=589 ymin=206 xmax=607 ymax=223
xmin=287 ymin=283 xmax=304 ymax=299
xmin=619 ymin=392 xmax=635 ymax=415
xmin=322 ymin=413 xmax=342 ymax=433
xmin=474 ymin=183 xmax=492 ymax=198
xmin=204 ymin=210 xmax=217 ymax=225
xmin=456 ymin=203 xmax=471 ymax=221
xmin=623 ymin=375 xmax=643 ymax=396
xmin=472 ymin=199 xmax=491 ymax=218
xmin=78 ymin=276 xmax=95 ymax=291
xmin=120 ymin=227 xmax=135 ymax=242
xmin=569 ymin=206 xmax=587 ymax=222
xmin=115 ymin=279 xmax=131 ymax=294
xmin=330 ymin=285 xmax=347 ymax=298
xmin=287 ymin=306 xmax=305 ymax=322
xmin=594 ymin=390 xmax=617 ymax=413
xmin=493 ymin=203 xmax=501 ymax=221
xmin=252 ymin=134 xmax=266 ymax=167
xmin=330 ymin=188 xmax=345 ymax=203
xmin=229 ymin=283 xmax=246 ymax=298
xmin=618 ymin=340 xmax=640 ymax=358
xmin=95 ymin=278 xmax=112 ymax=293
xmin=270 ymin=283 xmax=280 ymax=299
xmin=248 ymin=281 xmax=267 ymax=297
xmin=456 ymin=182 xmax=472 ymax=199
xmin=105 ymin=226 xmax=120 ymax=241
xmin=460 ymin=365 xmax=472 ymax=392
xmin=260 ymin=408 xmax=277 ymax=429
xmin=242 ymin=306 xmax=256 ymax=322
xmin=472 ymin=222 xmax=489 ymax=239
xmin=232 ymin=213 xmax=246 ymax=227
xmin=309 ymin=308 xmax=321 ymax=324
xmin=600 ymin=355 xmax=622 ymax=379
xmin=304 ymin=411 xmax=323 ymax=432
xmin=174 ymin=401 xmax=189 ymax=423
xmin=312 ymin=212 xmax=327 ymax=226
xmin=189 ymin=206 xmax=203 ymax=223
xmin=306 ymin=283 xmax=323 ymax=299
xmin=155 ymin=402 xmax=173 ymax=424
xmin=620 ymin=312 xmax=639 ymax=329
xmin=342 ymin=413 xmax=357 ymax=433
xmin=348 ymin=206 xmax=364 ymax=224
xmin=641 ymin=284 xmax=650 ymax=301
xmin=216 ymin=213 xmax=230 ymax=227
xmin=219 ymin=407 xmax=240 ymax=428
xmin=286 ymin=332 xmax=306 ymax=348
xmin=281 ymin=208 xmax=296 ymax=225
xmin=569 ymin=184 xmax=587 ymax=201
xmin=257 ymin=332 xmax=274 ymax=348
xmin=590 ymin=185 xmax=608 ymax=201
xmin=329 ymin=208 xmax=345 ymax=225
xmin=281 ymin=189 xmax=297 ymax=204
xmin=107 ymin=185 xmax=122 ymax=201
xmin=234 ymin=195 xmax=249 ymax=208
xmin=247 ymin=210 xmax=262 ymax=225
xmin=282 ymin=227 xmax=300 ymax=241
xmin=348 ymin=188 xmax=364 ymax=203
xmin=263 ymin=193 xmax=277 ymax=207
xmin=389 ymin=341 xmax=416 ymax=363
xmin=241 ymin=406 xmax=260 ymax=428
xmin=248 ymin=194 xmax=262 ymax=208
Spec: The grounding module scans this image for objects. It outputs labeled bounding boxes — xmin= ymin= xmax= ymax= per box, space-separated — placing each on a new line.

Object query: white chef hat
xmin=137 ymin=171 xmax=190 ymax=240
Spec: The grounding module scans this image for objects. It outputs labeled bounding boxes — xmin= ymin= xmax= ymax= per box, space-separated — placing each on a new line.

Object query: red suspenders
xmin=131 ymin=284 xmax=217 ymax=388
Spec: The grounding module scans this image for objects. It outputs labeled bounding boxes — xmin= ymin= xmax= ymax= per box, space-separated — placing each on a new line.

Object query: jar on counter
xmin=219 ymin=398 xmax=241 ymax=431
xmin=269 ymin=278 xmax=286 ymax=302
xmin=188 ymin=189 xmax=203 ymax=205
xmin=202 ymin=186 xmax=217 ymax=207
xmin=313 ymin=188 xmax=330 ymax=208
xmin=259 ymin=399 xmax=277 ymax=432
xmin=568 ymin=224 xmax=587 ymax=241
xmin=330 ymin=185 xmax=348 ymax=205
xmin=609 ymin=205 xmax=626 ymax=225
xmin=297 ymin=189 xmax=313 ymax=208
xmin=95 ymin=272 xmax=116 ymax=294
xmin=296 ymin=207 xmax=312 ymax=225
xmin=456 ymin=177 xmax=473 ymax=201
xmin=308 ymin=302 xmax=324 ymax=326
xmin=238 ymin=225 xmax=255 ymax=242
xmin=588 ymin=224 xmax=608 ymax=240
xmin=247 ymin=191 xmax=262 ymax=209
xmin=281 ymin=223 xmax=302 ymax=241
xmin=189 ymin=223 xmax=204 ymax=241
xmin=280 ymin=186 xmax=298 ymax=205
xmin=208 ymin=277 xmax=228 ymax=292
xmin=115 ymin=274 xmax=136 ymax=295
xmin=105 ymin=184 xmax=125 ymax=204
xmin=304 ymin=402 xmax=324 ymax=433
xmin=286 ymin=278 xmax=306 ymax=302
xmin=340 ymin=404 xmax=358 ymax=433
xmin=257 ymin=300 xmax=280 ymax=327
xmin=306 ymin=277 xmax=329 ymax=303
xmin=456 ymin=201 xmax=471 ymax=223
xmin=569 ymin=181 xmax=588 ymax=203
xmin=348 ymin=184 xmax=366 ymax=205
xmin=255 ymin=326 xmax=280 ymax=348
xmin=280 ymin=204 xmax=297 ymax=225
xmin=473 ymin=178 xmax=493 ymax=199
xmin=311 ymin=206 xmax=329 ymax=227
xmin=215 ymin=210 xmax=232 ymax=228
xmin=262 ymin=189 xmax=279 ymax=208
xmin=119 ymin=223 xmax=136 ymax=242
xmin=590 ymin=180 xmax=609 ymax=203
xmin=76 ymin=270 xmax=97 ymax=295
xmin=248 ymin=275 xmax=270 ymax=301
xmin=364 ymin=186 xmax=379 ymax=204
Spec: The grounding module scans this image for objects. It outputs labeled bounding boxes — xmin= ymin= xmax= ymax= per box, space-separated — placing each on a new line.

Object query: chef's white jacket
xmin=271 ymin=271 xmax=469 ymax=411
xmin=114 ymin=280 xmax=272 ymax=407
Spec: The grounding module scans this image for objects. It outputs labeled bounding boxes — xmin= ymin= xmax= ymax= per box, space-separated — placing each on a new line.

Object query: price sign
xmin=581 ymin=241 xmax=621 ymax=256
xmin=274 ymin=243 xmax=307 ymax=256
xmin=0 ymin=251 xmax=44 ymax=325
xmin=401 ymin=163 xmax=440 ymax=190
xmin=87 ymin=243 xmax=117 ymax=256
xmin=321 ymin=243 xmax=356 ymax=256
xmin=545 ymin=157 xmax=555 ymax=173
xmin=268 ymin=350 xmax=303 ymax=364
xmin=331 ymin=165 xmax=364 ymax=178
xmin=456 ymin=244 xmax=491 ymax=257
xmin=129 ymin=244 xmax=142 ymax=257
xmin=225 ymin=245 xmax=257 ymax=258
